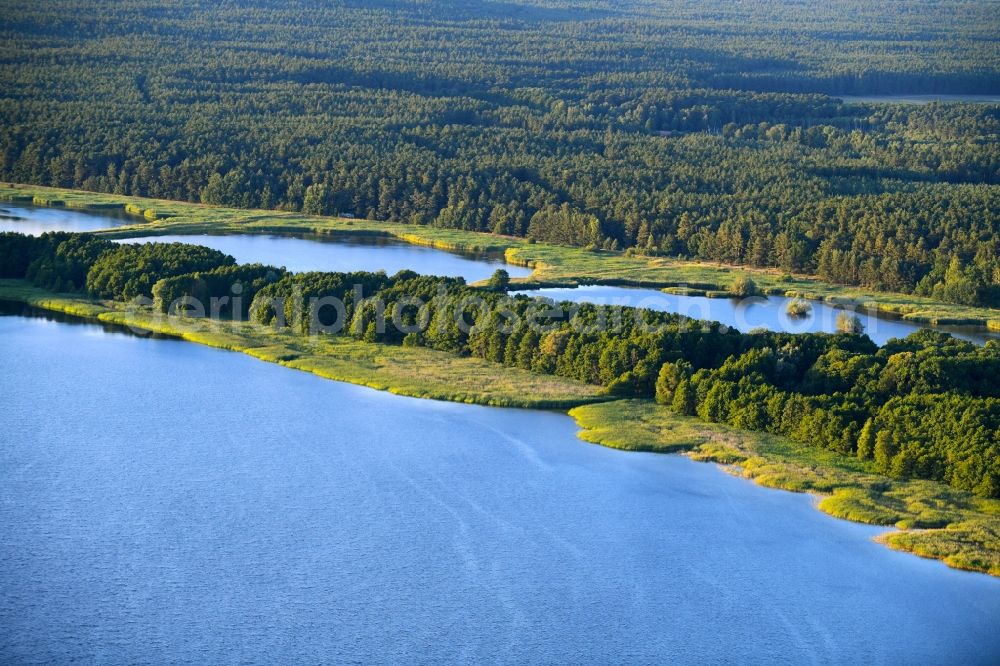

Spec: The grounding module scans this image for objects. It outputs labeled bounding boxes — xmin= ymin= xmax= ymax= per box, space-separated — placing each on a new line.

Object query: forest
xmin=1 ymin=1 xmax=998 ymax=305
xmin=2 ymin=230 xmax=997 ymax=498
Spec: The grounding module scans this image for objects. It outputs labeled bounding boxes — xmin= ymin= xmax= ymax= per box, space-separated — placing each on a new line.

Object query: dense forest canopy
xmin=1 ymin=0 xmax=998 ymax=303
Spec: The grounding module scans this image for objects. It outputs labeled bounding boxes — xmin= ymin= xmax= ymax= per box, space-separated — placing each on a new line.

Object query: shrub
xmin=730 ymin=275 xmax=757 ymax=297
xmin=836 ymin=311 xmax=865 ymax=334
xmin=485 ymin=268 xmax=510 ymax=292
xmin=786 ymin=299 xmax=812 ymax=317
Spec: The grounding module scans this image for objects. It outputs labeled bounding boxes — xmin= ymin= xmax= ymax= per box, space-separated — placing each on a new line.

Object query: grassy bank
xmin=3 ymin=184 xmax=998 ymax=331
xmin=0 ymin=280 xmax=605 ymax=409
xmin=571 ymin=400 xmax=1000 ymax=577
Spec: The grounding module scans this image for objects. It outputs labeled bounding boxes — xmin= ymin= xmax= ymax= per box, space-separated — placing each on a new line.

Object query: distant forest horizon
xmin=2 ymin=0 xmax=998 ymax=306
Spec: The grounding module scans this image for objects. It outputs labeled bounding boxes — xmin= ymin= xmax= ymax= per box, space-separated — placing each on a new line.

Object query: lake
xmin=116 ymin=234 xmax=533 ymax=283
xmin=512 ymin=285 xmax=1000 ymax=347
xmin=0 ymin=203 xmax=135 ymax=235
xmin=0 ymin=204 xmax=532 ymax=283
xmin=839 ymin=94 xmax=1000 ymax=104
xmin=1 ymin=308 xmax=999 ymax=664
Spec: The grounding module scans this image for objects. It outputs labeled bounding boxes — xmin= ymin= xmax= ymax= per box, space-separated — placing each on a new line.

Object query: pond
xmin=2 ymin=205 xmax=531 ymax=283
xmin=1 ymin=308 xmax=999 ymax=663
xmin=839 ymin=94 xmax=1000 ymax=104
xmin=511 ymin=285 xmax=999 ymax=347
xmin=0 ymin=203 xmax=136 ymax=235
xmin=116 ymin=234 xmax=533 ymax=283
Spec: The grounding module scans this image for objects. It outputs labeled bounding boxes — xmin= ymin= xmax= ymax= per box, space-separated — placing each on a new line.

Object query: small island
xmin=786 ymin=299 xmax=812 ymax=317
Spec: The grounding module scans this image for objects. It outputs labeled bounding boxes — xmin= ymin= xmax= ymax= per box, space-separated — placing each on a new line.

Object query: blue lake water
xmin=0 ymin=203 xmax=135 ymax=235
xmin=1 ymin=205 xmax=531 ymax=283
xmin=512 ymin=285 xmax=1000 ymax=347
xmin=116 ymin=234 xmax=533 ymax=283
xmin=839 ymin=94 xmax=1000 ymax=105
xmin=1 ymin=309 xmax=999 ymax=664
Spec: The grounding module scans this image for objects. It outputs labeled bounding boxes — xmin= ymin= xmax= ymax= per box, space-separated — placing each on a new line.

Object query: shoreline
xmin=570 ymin=400 xmax=1000 ymax=578
xmin=2 ymin=279 xmax=997 ymax=578
xmin=3 ymin=183 xmax=998 ymax=334
xmin=0 ymin=281 xmax=605 ymax=410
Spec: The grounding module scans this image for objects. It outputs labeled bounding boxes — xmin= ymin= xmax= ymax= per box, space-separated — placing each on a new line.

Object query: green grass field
xmin=570 ymin=399 xmax=1000 ymax=576
xmin=4 ymin=184 xmax=999 ymax=330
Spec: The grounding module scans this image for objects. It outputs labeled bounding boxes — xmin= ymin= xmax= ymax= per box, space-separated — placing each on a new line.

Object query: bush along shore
xmin=3 ymin=184 xmax=999 ymax=333
xmin=1 ymin=229 xmax=999 ymax=576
